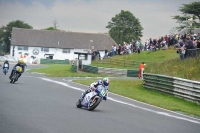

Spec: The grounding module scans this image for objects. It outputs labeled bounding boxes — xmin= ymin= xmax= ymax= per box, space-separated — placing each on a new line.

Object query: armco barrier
xmin=143 ymin=73 xmax=200 ymax=103
xmin=81 ymin=65 xmax=138 ymax=77
xmin=127 ymin=70 xmax=138 ymax=77
xmin=98 ymin=67 xmax=127 ymax=77
xmin=40 ymin=59 xmax=69 ymax=64
xmin=82 ymin=65 xmax=98 ymax=74
xmin=71 ymin=65 xmax=77 ymax=72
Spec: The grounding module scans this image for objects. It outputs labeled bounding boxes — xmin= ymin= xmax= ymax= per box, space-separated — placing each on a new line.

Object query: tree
xmin=53 ymin=19 xmax=59 ymax=30
xmin=43 ymin=19 xmax=60 ymax=31
xmin=106 ymin=10 xmax=143 ymax=44
xmin=1 ymin=20 xmax=33 ymax=53
xmin=172 ymin=2 xmax=200 ymax=32
xmin=44 ymin=27 xmax=57 ymax=30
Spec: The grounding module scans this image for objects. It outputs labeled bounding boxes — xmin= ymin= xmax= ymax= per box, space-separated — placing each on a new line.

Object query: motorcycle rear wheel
xmin=76 ymin=99 xmax=82 ymax=108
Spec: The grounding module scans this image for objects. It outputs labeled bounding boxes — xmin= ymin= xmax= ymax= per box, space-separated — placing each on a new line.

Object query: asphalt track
xmin=0 ymin=64 xmax=200 ymax=133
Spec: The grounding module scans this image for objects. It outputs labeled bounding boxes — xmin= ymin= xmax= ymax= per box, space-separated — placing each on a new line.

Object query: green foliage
xmin=0 ymin=20 xmax=33 ymax=53
xmin=74 ymin=79 xmax=200 ymax=117
xmin=106 ymin=10 xmax=143 ymax=44
xmin=172 ymin=1 xmax=200 ymax=31
xmin=44 ymin=27 xmax=57 ymax=30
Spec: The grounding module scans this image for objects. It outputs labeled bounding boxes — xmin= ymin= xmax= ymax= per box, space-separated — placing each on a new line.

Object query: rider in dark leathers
xmin=9 ymin=60 xmax=26 ymax=80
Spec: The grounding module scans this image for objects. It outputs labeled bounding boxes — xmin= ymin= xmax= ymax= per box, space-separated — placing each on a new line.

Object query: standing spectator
xmin=104 ymin=48 xmax=108 ymax=58
xmin=145 ymin=39 xmax=149 ymax=51
xmin=113 ymin=45 xmax=116 ymax=56
xmin=149 ymin=38 xmax=153 ymax=45
xmin=184 ymin=36 xmax=196 ymax=58
xmin=138 ymin=62 xmax=145 ymax=79
xmin=118 ymin=44 xmax=121 ymax=55
xmin=111 ymin=46 xmax=114 ymax=57
xmin=139 ymin=40 xmax=143 ymax=51
xmin=165 ymin=35 xmax=168 ymax=46
xmin=175 ymin=40 xmax=185 ymax=60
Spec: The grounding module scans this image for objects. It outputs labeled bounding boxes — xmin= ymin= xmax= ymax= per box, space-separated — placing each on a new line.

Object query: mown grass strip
xmin=27 ymin=64 xmax=108 ymax=77
xmin=74 ymin=79 xmax=200 ymax=118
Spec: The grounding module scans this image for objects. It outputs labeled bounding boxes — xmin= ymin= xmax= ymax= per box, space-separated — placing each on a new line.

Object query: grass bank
xmin=145 ymin=57 xmax=200 ymax=81
xmin=74 ymin=79 xmax=200 ymax=118
xmin=27 ymin=64 xmax=108 ymax=77
xmin=91 ymin=48 xmax=178 ymax=69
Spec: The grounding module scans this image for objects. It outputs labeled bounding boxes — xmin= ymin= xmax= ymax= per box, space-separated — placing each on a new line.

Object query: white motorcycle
xmin=76 ymin=85 xmax=107 ymax=111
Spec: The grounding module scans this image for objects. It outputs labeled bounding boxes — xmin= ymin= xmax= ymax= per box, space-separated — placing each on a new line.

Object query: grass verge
xmin=27 ymin=64 xmax=108 ymax=77
xmin=74 ymin=79 xmax=200 ymax=118
xmin=91 ymin=48 xmax=178 ymax=69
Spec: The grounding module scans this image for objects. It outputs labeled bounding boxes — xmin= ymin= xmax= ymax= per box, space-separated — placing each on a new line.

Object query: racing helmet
xmin=18 ymin=59 xmax=25 ymax=65
xmin=103 ymin=78 xmax=110 ymax=86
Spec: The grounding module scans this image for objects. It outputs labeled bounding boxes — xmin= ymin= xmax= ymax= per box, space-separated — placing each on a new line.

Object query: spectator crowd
xmin=89 ymin=32 xmax=200 ymax=61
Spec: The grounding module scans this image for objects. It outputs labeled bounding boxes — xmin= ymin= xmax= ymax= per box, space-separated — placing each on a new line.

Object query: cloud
xmin=0 ymin=0 xmax=195 ymax=42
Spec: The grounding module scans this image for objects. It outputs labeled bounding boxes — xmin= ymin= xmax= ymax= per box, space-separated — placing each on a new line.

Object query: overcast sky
xmin=0 ymin=0 xmax=196 ymax=42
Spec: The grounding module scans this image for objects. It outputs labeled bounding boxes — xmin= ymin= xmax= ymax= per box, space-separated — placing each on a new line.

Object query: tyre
xmin=76 ymin=99 xmax=82 ymax=108
xmin=12 ymin=74 xmax=17 ymax=84
xmin=88 ymin=97 xmax=101 ymax=111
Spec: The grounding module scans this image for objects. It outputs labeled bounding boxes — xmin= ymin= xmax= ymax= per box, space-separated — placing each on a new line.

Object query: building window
xmin=24 ymin=46 xmax=28 ymax=51
xmin=63 ymin=49 xmax=70 ymax=53
xmin=18 ymin=46 xmax=28 ymax=51
xmin=41 ymin=47 xmax=49 ymax=52
xmin=17 ymin=46 xmax=23 ymax=50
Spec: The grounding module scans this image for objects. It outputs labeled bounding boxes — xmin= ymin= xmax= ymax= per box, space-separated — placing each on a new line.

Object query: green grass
xmin=145 ymin=57 xmax=200 ymax=81
xmin=27 ymin=64 xmax=108 ymax=77
xmin=91 ymin=48 xmax=178 ymax=69
xmin=74 ymin=79 xmax=200 ymax=118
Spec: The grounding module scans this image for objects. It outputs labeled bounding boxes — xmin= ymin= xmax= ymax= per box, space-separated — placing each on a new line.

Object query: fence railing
xmin=143 ymin=73 xmax=200 ymax=104
xmin=40 ymin=59 xmax=69 ymax=64
xmin=97 ymin=58 xmax=141 ymax=68
xmin=186 ymin=48 xmax=200 ymax=58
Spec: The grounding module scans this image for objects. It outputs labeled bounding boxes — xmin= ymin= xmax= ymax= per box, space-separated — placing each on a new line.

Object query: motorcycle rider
xmin=81 ymin=77 xmax=110 ymax=101
xmin=3 ymin=60 xmax=9 ymax=70
xmin=9 ymin=60 xmax=26 ymax=80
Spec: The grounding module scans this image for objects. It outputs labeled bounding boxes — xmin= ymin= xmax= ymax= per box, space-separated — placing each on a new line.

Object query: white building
xmin=10 ymin=28 xmax=117 ymax=64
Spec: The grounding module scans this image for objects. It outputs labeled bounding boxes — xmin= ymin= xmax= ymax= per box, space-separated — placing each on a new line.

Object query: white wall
xmin=82 ymin=55 xmax=92 ymax=65
xmin=10 ymin=45 xmax=91 ymax=64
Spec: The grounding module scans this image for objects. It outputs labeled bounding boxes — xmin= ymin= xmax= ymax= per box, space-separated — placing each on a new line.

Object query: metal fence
xmin=40 ymin=59 xmax=70 ymax=64
xmin=80 ymin=65 xmax=139 ymax=77
xmin=82 ymin=65 xmax=98 ymax=74
xmin=186 ymin=48 xmax=200 ymax=58
xmin=97 ymin=58 xmax=141 ymax=68
xmin=143 ymin=73 xmax=200 ymax=103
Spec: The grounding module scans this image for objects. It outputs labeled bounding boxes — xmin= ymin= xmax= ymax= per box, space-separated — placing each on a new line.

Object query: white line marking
xmin=39 ymin=77 xmax=200 ymax=124
xmin=72 ymin=79 xmax=200 ymax=121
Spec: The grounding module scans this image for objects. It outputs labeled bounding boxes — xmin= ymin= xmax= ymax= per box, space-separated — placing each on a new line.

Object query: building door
xmin=49 ymin=55 xmax=53 ymax=59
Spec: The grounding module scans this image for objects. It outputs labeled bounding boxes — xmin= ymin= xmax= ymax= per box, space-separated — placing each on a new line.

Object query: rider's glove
xmin=103 ymin=96 xmax=107 ymax=101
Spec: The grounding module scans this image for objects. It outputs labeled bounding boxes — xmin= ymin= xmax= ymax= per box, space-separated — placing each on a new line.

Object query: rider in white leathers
xmin=81 ymin=78 xmax=110 ymax=101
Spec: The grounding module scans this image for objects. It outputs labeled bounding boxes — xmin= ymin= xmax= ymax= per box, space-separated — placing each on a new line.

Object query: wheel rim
xmin=89 ymin=98 xmax=96 ymax=107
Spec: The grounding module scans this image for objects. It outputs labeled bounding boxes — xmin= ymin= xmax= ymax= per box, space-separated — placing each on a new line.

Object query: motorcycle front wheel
xmin=88 ymin=97 xmax=101 ymax=111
